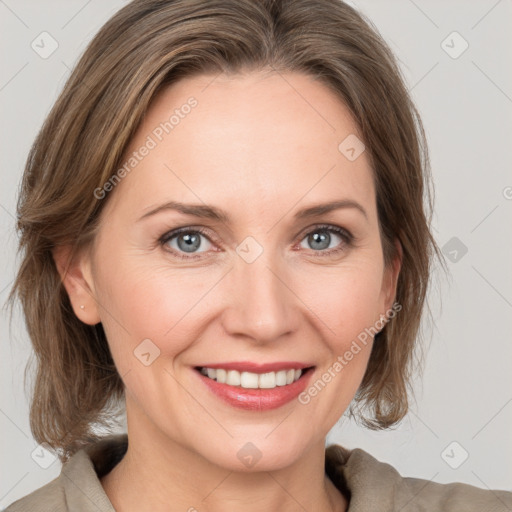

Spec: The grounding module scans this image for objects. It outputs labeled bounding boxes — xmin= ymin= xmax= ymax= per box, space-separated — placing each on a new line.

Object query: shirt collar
xmin=61 ymin=434 xmax=127 ymax=512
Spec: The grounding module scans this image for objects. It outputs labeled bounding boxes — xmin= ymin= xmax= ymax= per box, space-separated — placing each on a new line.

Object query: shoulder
xmin=3 ymin=476 xmax=66 ymax=512
xmin=4 ymin=434 xmax=126 ymax=512
xmin=326 ymin=444 xmax=512 ymax=511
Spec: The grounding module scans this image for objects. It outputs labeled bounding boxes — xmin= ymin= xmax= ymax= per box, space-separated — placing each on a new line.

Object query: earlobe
xmin=52 ymin=244 xmax=101 ymax=325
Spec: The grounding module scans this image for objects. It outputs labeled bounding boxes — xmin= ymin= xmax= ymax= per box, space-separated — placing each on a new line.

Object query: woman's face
xmin=76 ymin=70 xmax=400 ymax=471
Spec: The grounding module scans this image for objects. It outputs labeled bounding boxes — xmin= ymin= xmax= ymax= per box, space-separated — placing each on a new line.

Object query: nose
xmin=220 ymin=249 xmax=298 ymax=344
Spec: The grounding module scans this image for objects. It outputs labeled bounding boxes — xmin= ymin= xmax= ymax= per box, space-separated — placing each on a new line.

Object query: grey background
xmin=1 ymin=0 xmax=511 ymax=507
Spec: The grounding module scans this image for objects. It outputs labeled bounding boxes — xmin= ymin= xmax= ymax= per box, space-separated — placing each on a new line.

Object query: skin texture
xmin=54 ymin=70 xmax=401 ymax=512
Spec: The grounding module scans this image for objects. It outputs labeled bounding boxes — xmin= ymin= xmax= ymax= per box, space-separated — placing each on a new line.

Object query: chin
xmin=195 ymin=434 xmax=312 ymax=473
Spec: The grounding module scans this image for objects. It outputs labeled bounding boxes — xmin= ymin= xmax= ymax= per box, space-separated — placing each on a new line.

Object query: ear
xmin=381 ymin=237 xmax=403 ymax=313
xmin=52 ymin=244 xmax=101 ymax=325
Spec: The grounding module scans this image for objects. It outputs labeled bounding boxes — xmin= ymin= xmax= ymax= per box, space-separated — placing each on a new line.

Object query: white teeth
xmin=216 ymin=368 xmax=227 ymax=384
xmin=226 ymin=370 xmax=241 ymax=386
xmin=199 ymin=367 xmax=305 ymax=389
xmin=275 ymin=370 xmax=287 ymax=386
xmin=259 ymin=372 xmax=276 ymax=389
xmin=240 ymin=371 xmax=259 ymax=388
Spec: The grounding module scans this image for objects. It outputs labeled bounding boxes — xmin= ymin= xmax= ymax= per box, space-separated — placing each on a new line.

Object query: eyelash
xmin=158 ymin=224 xmax=354 ymax=260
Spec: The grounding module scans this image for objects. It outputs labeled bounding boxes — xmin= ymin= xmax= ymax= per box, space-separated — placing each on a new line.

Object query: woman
xmin=5 ymin=0 xmax=511 ymax=510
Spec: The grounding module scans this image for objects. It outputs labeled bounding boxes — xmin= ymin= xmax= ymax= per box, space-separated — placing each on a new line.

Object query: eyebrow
xmin=137 ymin=199 xmax=368 ymax=223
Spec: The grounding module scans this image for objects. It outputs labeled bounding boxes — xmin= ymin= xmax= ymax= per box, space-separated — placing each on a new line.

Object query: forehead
xmin=103 ymin=70 xmax=375 ymax=221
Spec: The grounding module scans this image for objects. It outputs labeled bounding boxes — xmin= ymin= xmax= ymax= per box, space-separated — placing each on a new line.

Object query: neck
xmin=100 ymin=401 xmax=347 ymax=512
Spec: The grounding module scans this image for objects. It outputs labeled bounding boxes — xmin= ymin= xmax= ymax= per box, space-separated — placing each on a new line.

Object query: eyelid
xmin=159 ymin=225 xmax=215 ymax=244
xmin=159 ymin=225 xmax=218 ymax=250
xmin=296 ymin=223 xmax=353 ymax=243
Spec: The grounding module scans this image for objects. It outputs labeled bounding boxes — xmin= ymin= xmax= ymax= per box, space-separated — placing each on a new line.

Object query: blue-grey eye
xmin=300 ymin=227 xmax=346 ymax=252
xmin=165 ymin=230 xmax=213 ymax=254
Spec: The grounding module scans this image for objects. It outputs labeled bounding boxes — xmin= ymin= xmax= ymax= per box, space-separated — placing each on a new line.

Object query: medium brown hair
xmin=7 ymin=0 xmax=443 ymax=462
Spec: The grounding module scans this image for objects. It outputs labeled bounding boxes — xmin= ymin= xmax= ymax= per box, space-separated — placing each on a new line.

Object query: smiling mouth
xmin=194 ymin=366 xmax=315 ymax=390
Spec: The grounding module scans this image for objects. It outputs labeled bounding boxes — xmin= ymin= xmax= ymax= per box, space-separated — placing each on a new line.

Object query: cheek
xmin=94 ymin=253 xmax=221 ymax=365
xmin=293 ymin=266 xmax=382 ymax=416
xmin=296 ymin=259 xmax=386 ymax=343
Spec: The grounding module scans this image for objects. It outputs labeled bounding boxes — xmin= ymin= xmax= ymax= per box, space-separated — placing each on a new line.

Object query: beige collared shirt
xmin=5 ymin=434 xmax=512 ymax=511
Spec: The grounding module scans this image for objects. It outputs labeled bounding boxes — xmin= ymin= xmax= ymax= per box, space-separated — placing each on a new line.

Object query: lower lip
xmin=194 ymin=367 xmax=315 ymax=411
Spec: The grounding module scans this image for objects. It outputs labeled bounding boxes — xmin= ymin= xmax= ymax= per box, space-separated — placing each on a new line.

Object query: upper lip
xmin=195 ymin=361 xmax=315 ymax=373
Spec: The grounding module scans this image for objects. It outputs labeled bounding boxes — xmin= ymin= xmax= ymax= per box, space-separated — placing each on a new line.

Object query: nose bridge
xmin=222 ymin=241 xmax=295 ymax=342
